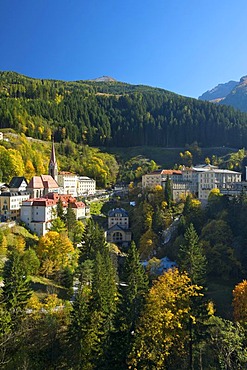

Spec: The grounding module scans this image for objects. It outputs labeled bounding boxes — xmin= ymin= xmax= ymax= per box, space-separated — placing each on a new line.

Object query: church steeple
xmin=48 ymin=141 xmax=58 ymax=182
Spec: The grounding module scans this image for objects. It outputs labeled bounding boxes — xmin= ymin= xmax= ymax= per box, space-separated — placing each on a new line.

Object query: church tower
xmin=48 ymin=141 xmax=58 ymax=182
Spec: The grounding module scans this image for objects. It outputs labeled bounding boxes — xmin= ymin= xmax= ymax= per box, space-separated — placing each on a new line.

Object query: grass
xmin=30 ymin=276 xmax=70 ymax=300
xmin=101 ymin=146 xmax=239 ymax=168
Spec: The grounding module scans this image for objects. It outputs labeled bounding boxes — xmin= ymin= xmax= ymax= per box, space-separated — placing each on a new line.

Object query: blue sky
xmin=1 ymin=0 xmax=247 ymax=98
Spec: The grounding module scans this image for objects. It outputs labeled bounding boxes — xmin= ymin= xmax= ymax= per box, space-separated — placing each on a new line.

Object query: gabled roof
xmin=107 ymin=224 xmax=129 ymax=232
xmin=27 ymin=175 xmax=59 ymax=189
xmin=27 ymin=176 xmax=44 ymax=189
xmin=9 ymin=176 xmax=28 ymax=189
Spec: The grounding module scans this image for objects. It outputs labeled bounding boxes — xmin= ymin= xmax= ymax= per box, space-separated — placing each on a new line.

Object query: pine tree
xmin=2 ymin=251 xmax=32 ymax=321
xmin=178 ymin=223 xmax=207 ymax=285
xmin=164 ymin=175 xmax=173 ymax=208
xmin=106 ymin=241 xmax=149 ymax=369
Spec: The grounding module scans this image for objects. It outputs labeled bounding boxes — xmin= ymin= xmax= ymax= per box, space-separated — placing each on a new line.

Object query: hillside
xmin=1 ymin=71 xmax=247 ymax=148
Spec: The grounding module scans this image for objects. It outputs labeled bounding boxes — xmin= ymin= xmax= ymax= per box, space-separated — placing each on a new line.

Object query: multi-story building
xmin=106 ymin=208 xmax=131 ymax=246
xmin=57 ymin=172 xmax=78 ymax=197
xmin=20 ymin=198 xmax=57 ymax=236
xmin=0 ymin=191 xmax=30 ymax=221
xmin=8 ymin=176 xmax=28 ymax=192
xmin=20 ymin=193 xmax=87 ymax=236
xmin=144 ymin=164 xmax=242 ymax=202
xmin=77 ymin=176 xmax=96 ymax=196
xmin=198 ymin=168 xmax=241 ymax=201
xmin=142 ymin=169 xmax=182 ymax=188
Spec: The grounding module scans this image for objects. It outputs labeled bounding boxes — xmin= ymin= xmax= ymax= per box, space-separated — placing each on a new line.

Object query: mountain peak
xmin=90 ymin=76 xmax=117 ymax=82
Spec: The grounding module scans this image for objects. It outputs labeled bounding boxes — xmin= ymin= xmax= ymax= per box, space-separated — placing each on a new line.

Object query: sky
xmin=1 ymin=0 xmax=247 ymax=98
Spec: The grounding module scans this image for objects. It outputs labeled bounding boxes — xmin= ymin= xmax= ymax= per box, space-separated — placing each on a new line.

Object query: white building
xmin=198 ymin=168 xmax=241 ymax=201
xmin=20 ymin=198 xmax=57 ymax=236
xmin=57 ymin=172 xmax=78 ymax=197
xmin=0 ymin=191 xmax=30 ymax=221
xmin=77 ymin=176 xmax=96 ymax=196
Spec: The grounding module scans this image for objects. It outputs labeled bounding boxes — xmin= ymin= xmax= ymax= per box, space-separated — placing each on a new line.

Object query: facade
xmin=0 ymin=191 xmax=30 ymax=221
xmin=198 ymin=168 xmax=241 ymax=200
xmin=106 ymin=208 xmax=131 ymax=246
xmin=77 ymin=176 xmax=96 ymax=196
xmin=57 ymin=172 xmax=78 ymax=197
xmin=27 ymin=175 xmax=59 ymax=198
xmin=20 ymin=193 xmax=87 ymax=236
xmin=20 ymin=198 xmax=57 ymax=236
xmin=142 ymin=169 xmax=182 ymax=188
xmin=144 ymin=164 xmax=242 ymax=202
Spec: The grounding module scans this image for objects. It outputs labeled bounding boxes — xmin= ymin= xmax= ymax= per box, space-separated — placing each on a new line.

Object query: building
xmin=0 ymin=191 xmax=30 ymax=221
xmin=77 ymin=176 xmax=96 ymax=196
xmin=0 ymin=132 xmax=3 ymax=141
xmin=27 ymin=175 xmax=59 ymax=198
xmin=106 ymin=208 xmax=132 ymax=246
xmin=198 ymin=168 xmax=242 ymax=201
xmin=57 ymin=172 xmax=78 ymax=197
xmin=20 ymin=193 xmax=86 ymax=236
xmin=20 ymin=197 xmax=57 ymax=236
xmin=8 ymin=177 xmax=28 ymax=192
xmin=142 ymin=169 xmax=182 ymax=188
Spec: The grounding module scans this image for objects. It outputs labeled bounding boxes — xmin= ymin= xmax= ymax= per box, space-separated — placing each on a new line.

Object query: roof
xmin=107 ymin=224 xmax=129 ymax=232
xmin=28 ymin=175 xmax=59 ymax=189
xmin=161 ymin=170 xmax=182 ymax=175
xmin=40 ymin=175 xmax=59 ymax=188
xmin=108 ymin=208 xmax=129 ymax=217
xmin=9 ymin=176 xmax=27 ymax=188
xmin=27 ymin=176 xmax=44 ymax=189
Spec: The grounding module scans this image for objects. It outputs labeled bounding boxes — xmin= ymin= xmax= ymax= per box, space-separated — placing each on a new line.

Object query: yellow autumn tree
xmin=128 ymin=268 xmax=203 ymax=370
xmin=139 ymin=229 xmax=158 ymax=260
xmin=37 ymin=231 xmax=78 ymax=277
xmin=233 ymin=280 xmax=247 ymax=323
xmin=25 ymin=159 xmax=36 ymax=181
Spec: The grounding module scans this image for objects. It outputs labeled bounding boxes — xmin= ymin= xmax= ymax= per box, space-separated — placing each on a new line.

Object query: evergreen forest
xmin=1 ymin=71 xmax=247 ymax=148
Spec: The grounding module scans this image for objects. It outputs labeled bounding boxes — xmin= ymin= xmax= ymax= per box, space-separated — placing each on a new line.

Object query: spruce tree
xmin=164 ymin=175 xmax=173 ymax=208
xmin=178 ymin=223 xmax=207 ymax=285
xmin=2 ymin=250 xmax=32 ymax=321
xmin=105 ymin=241 xmax=148 ymax=369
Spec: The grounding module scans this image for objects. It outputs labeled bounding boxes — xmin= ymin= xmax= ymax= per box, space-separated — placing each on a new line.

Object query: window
xmin=112 ymin=232 xmax=123 ymax=242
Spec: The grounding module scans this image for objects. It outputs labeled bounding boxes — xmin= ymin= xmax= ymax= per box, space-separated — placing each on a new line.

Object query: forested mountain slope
xmin=1 ymin=71 xmax=247 ymax=148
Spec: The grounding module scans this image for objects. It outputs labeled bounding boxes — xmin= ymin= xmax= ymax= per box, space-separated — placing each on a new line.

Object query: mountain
xmin=198 ymin=80 xmax=238 ymax=102
xmin=199 ymin=76 xmax=247 ymax=112
xmin=90 ymin=76 xmax=117 ymax=82
xmin=1 ymin=71 xmax=247 ymax=148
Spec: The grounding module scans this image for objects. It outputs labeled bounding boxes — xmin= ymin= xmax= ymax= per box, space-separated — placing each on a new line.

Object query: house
xmin=9 ymin=176 xmax=28 ymax=192
xmin=20 ymin=198 xmax=57 ymax=236
xmin=0 ymin=191 xmax=30 ymax=221
xmin=106 ymin=208 xmax=131 ymax=246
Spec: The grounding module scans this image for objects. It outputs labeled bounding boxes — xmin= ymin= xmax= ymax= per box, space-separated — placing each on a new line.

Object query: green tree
xmin=2 ymin=250 xmax=32 ymax=321
xmin=164 ymin=175 xmax=173 ymax=208
xmin=178 ymin=223 xmax=207 ymax=285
